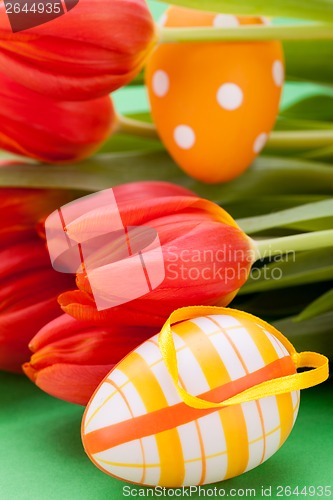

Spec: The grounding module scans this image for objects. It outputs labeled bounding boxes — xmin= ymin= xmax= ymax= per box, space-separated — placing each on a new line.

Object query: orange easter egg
xmin=145 ymin=7 xmax=284 ymax=183
xmin=82 ymin=309 xmax=299 ymax=487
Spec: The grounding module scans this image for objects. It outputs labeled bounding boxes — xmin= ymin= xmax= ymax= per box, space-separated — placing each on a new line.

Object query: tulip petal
xmin=0 ymin=239 xmax=51 ymax=280
xmin=0 ymin=0 xmax=156 ymax=100
xmin=0 ymin=72 xmax=114 ymax=162
xmin=0 ymin=188 xmax=75 ymax=231
xmin=113 ymin=181 xmax=196 ymax=203
xmin=29 ymin=328 xmax=153 ymax=369
xmin=0 ymin=188 xmax=81 ymax=373
xmin=24 ymin=312 xmax=156 ymax=404
xmin=0 ymin=296 xmax=67 ymax=372
xmin=58 ymin=289 xmax=168 ymax=326
xmin=23 ymin=362 xmax=112 ymax=405
xmin=29 ymin=314 xmax=94 ymax=351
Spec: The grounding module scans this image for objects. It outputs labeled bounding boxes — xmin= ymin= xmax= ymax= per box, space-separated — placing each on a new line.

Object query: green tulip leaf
xmin=127 ymin=71 xmax=144 ymax=87
xmin=232 ymin=282 xmax=332 ymax=318
xmin=274 ymin=117 xmax=333 ymax=132
xmin=98 ymin=133 xmax=162 ymax=154
xmin=301 ymin=144 xmax=333 ymax=162
xmin=239 ymin=248 xmax=333 ymax=294
xmin=1 ymin=155 xmax=333 ymax=203
xmin=295 ymin=287 xmax=333 ymax=321
xmin=281 ymin=95 xmax=333 ymax=122
xmin=0 ymin=150 xmax=186 ymax=192
xmin=159 ymin=0 xmax=333 ymax=22
xmin=284 ymin=40 xmax=333 ymax=86
xmin=286 ymin=216 xmax=333 ymax=232
xmin=213 ymin=157 xmax=333 ymax=201
xmin=225 ymin=195 xmax=330 ymax=218
xmin=98 ymin=112 xmax=158 ymax=153
xmin=237 ymin=199 xmax=333 ymax=234
xmin=273 ymin=312 xmax=333 ymax=358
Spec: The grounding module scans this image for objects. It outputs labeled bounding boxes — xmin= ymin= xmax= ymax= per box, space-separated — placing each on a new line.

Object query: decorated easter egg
xmin=82 ymin=308 xmax=300 ymax=487
xmin=145 ymin=7 xmax=284 ymax=183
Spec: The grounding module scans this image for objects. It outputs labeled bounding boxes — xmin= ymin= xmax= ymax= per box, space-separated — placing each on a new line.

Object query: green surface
xmin=0 ymin=372 xmax=332 ymax=500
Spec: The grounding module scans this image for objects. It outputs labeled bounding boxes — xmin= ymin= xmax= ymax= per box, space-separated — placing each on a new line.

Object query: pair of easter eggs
xmin=81 ymin=307 xmax=301 ymax=487
xmin=145 ymin=7 xmax=284 ymax=183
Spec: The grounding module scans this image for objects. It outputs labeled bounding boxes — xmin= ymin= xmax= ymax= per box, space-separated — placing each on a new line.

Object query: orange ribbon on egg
xmin=158 ymin=306 xmax=329 ymax=410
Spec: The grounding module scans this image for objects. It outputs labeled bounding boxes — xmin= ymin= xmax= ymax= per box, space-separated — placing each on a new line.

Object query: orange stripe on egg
xmin=119 ymin=351 xmax=185 ymax=487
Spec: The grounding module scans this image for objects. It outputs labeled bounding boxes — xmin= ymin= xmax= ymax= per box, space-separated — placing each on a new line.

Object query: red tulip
xmin=0 ymin=187 xmax=76 ymax=246
xmin=0 ymin=188 xmax=77 ymax=372
xmin=0 ymin=0 xmax=156 ymax=101
xmin=57 ymin=181 xmax=255 ymax=327
xmin=0 ymin=71 xmax=114 ymax=163
xmin=22 ymin=181 xmax=255 ymax=405
xmin=23 ymin=314 xmax=157 ymax=405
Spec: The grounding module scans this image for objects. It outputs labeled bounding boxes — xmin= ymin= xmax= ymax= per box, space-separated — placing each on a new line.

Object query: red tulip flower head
xmin=47 ymin=182 xmax=256 ymax=327
xmin=0 ymin=71 xmax=114 ymax=162
xmin=0 ymin=188 xmax=77 ymax=372
xmin=23 ymin=314 xmax=157 ymax=405
xmin=0 ymin=0 xmax=156 ymax=100
xmin=22 ymin=181 xmax=256 ymax=405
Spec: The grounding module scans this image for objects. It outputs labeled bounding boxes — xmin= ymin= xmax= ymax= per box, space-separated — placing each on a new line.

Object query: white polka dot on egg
xmin=152 ymin=70 xmax=170 ymax=97
xmin=272 ymin=60 xmax=284 ymax=87
xmin=213 ymin=14 xmax=239 ymax=28
xmin=217 ymin=83 xmax=244 ymax=111
xmin=174 ymin=125 xmax=196 ymax=150
xmin=254 ymin=133 xmax=268 ymax=154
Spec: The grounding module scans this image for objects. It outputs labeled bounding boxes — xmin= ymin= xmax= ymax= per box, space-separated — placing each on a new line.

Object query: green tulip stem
xmin=158 ymin=23 xmax=333 ymax=43
xmin=115 ymin=114 xmax=159 ymax=140
xmin=266 ymin=130 xmax=333 ymax=150
xmin=254 ymin=229 xmax=333 ymax=261
xmin=115 ymin=116 xmax=333 ymax=151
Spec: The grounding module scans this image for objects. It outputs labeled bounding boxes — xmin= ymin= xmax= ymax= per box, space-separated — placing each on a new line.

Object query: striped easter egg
xmin=81 ymin=310 xmax=300 ymax=487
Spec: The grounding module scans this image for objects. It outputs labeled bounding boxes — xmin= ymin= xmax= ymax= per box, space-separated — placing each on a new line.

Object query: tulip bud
xmin=55 ymin=181 xmax=255 ymax=327
xmin=0 ymin=72 xmax=114 ymax=163
xmin=0 ymin=188 xmax=77 ymax=372
xmin=23 ymin=314 xmax=157 ymax=405
xmin=0 ymin=0 xmax=156 ymax=100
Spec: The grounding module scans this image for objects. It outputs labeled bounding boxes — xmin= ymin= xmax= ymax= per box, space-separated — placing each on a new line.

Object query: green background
xmin=1 ymin=373 xmax=332 ymax=499
xmin=1 ymin=2 xmax=332 ymax=499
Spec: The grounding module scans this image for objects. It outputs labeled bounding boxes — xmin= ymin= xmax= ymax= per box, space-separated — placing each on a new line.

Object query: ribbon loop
xmin=158 ymin=306 xmax=329 ymax=410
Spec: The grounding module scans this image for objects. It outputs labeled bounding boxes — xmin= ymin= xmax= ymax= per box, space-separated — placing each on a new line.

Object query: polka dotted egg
xmin=145 ymin=7 xmax=284 ymax=184
xmin=82 ymin=309 xmax=299 ymax=487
